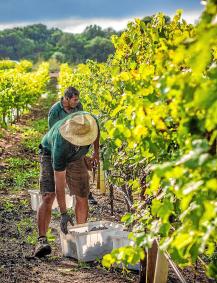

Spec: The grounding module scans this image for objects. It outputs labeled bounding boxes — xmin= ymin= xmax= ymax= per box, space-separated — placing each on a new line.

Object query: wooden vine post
xmin=139 ymin=240 xmax=168 ymax=283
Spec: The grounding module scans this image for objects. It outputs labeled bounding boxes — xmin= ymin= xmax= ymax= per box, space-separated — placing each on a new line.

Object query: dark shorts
xmin=39 ymin=154 xmax=89 ymax=198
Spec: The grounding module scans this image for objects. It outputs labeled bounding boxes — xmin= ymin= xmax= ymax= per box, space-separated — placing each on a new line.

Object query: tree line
xmin=0 ymin=23 xmax=118 ymax=64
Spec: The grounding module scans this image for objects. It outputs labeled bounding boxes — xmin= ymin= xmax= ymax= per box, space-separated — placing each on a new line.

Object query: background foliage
xmin=0 ymin=60 xmax=49 ymax=125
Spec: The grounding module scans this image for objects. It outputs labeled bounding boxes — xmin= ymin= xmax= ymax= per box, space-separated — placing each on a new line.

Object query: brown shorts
xmin=39 ymin=154 xmax=89 ymax=198
xmin=66 ymin=158 xmax=90 ymax=198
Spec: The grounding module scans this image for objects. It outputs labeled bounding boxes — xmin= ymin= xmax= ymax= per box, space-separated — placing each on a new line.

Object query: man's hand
xmin=93 ymin=129 xmax=100 ymax=165
xmin=60 ymin=212 xmax=74 ymax=234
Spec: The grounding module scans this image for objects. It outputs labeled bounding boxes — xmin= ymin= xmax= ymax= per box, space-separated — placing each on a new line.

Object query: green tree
xmin=84 ymin=36 xmax=115 ymax=62
xmin=83 ymin=25 xmax=105 ymax=40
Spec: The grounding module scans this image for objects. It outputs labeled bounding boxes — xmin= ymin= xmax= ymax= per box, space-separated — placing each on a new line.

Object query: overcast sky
xmin=0 ymin=0 xmax=204 ymax=33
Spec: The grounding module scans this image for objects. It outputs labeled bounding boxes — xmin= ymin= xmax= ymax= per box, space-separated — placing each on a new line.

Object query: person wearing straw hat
xmin=34 ymin=111 xmax=99 ymax=258
xmin=48 ymin=86 xmax=98 ymax=205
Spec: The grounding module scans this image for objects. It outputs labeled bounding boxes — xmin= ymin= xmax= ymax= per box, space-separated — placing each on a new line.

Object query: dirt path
xmin=0 ymin=95 xmax=138 ymax=283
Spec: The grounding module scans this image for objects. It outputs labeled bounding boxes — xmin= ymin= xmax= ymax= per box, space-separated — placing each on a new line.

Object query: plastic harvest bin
xmin=28 ymin=190 xmax=75 ymax=211
xmin=60 ymin=221 xmax=124 ymax=262
xmin=112 ymin=231 xmax=140 ymax=271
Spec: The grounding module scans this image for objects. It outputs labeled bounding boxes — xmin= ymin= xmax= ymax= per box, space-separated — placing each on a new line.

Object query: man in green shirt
xmin=48 ymin=86 xmax=83 ymax=129
xmin=48 ymin=86 xmax=98 ymax=205
xmin=34 ymin=111 xmax=99 ymax=258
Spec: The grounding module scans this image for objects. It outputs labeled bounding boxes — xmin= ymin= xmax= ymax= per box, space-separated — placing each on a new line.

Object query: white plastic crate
xmin=112 ymin=231 xmax=140 ymax=271
xmin=28 ymin=190 xmax=75 ymax=211
xmin=60 ymin=221 xmax=124 ymax=262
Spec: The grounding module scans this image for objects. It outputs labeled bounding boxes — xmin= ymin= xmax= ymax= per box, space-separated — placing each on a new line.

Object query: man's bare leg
xmin=34 ymin=192 xmax=55 ymax=257
xmin=75 ymin=196 xmax=88 ymax=224
xmin=37 ymin=192 xmax=55 ymax=236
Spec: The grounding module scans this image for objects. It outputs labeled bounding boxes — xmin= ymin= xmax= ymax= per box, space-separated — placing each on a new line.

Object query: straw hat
xmin=59 ymin=113 xmax=98 ymax=146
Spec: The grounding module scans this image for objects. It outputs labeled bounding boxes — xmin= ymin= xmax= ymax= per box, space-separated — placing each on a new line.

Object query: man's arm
xmin=54 ymin=170 xmax=67 ymax=213
xmin=54 ymin=170 xmax=74 ymax=234
xmin=92 ymin=129 xmax=100 ymax=165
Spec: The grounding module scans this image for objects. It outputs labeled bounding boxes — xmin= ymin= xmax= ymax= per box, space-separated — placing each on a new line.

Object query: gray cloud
xmin=0 ymin=0 xmax=203 ymax=23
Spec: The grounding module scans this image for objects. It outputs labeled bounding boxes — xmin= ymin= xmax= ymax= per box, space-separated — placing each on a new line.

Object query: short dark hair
xmin=64 ymin=86 xmax=79 ymax=99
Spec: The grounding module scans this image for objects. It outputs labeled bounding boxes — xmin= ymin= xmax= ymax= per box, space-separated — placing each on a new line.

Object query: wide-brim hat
xmin=59 ymin=113 xmax=98 ymax=146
